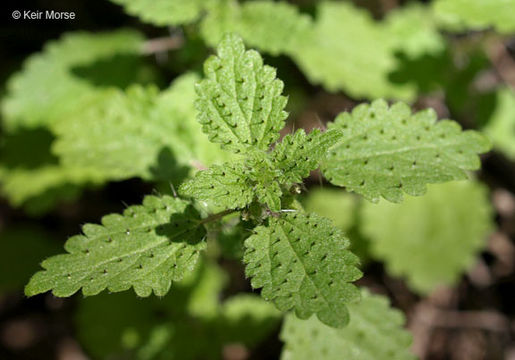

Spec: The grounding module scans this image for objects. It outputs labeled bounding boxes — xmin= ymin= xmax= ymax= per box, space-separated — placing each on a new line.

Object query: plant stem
xmin=199 ymin=209 xmax=238 ymax=225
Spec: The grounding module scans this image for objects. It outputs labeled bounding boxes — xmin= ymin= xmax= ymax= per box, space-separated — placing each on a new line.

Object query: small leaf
xmin=323 ymin=99 xmax=490 ymax=203
xmin=180 ymin=162 xmax=254 ymax=210
xmin=244 ymin=212 xmax=362 ymax=328
xmin=25 ymin=196 xmax=206 ymax=297
xmin=361 ymin=181 xmax=493 ymax=294
xmin=196 ymin=33 xmax=288 ymax=153
xmin=272 ymin=129 xmax=341 ymax=184
xmin=280 ymin=289 xmax=416 ymax=360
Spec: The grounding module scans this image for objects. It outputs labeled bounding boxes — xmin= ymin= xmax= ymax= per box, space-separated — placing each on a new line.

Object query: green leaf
xmin=271 ymin=129 xmax=341 ymax=184
xmin=180 ymin=162 xmax=254 ymax=210
xmin=244 ymin=212 xmax=362 ymax=328
xmin=196 ymin=33 xmax=288 ymax=153
xmin=200 ymin=0 xmax=312 ymax=56
xmin=290 ymin=2 xmax=444 ymax=101
xmin=52 ymin=74 xmax=230 ymax=182
xmin=25 ymin=196 xmax=206 ymax=297
xmin=322 ymin=100 xmax=490 ymax=203
xmin=482 ymin=88 xmax=515 ymax=160
xmin=433 ymin=0 xmax=515 ymax=34
xmin=280 ymin=290 xmax=415 ymax=360
xmin=361 ymin=181 xmax=493 ymax=294
xmin=109 ymin=0 xmax=213 ymax=26
xmin=1 ymin=30 xmax=144 ymax=131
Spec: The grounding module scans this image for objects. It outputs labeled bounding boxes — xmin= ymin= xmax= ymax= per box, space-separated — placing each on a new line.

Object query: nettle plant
xmin=26 ymin=33 xmax=489 ymax=342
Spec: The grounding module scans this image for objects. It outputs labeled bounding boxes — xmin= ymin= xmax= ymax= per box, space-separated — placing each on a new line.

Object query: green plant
xmin=24 ymin=32 xmax=490 ymax=354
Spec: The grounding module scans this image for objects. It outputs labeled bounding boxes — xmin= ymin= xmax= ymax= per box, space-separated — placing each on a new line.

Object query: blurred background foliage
xmin=0 ymin=0 xmax=514 ymax=359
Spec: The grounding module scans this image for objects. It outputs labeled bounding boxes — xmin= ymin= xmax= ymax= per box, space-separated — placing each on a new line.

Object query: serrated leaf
xmin=109 ymin=0 xmax=212 ymax=26
xmin=483 ymin=88 xmax=515 ymax=160
xmin=180 ymin=162 xmax=254 ymax=210
xmin=322 ymin=99 xmax=490 ymax=203
xmin=280 ymin=289 xmax=415 ymax=360
xmin=433 ymin=0 xmax=515 ymax=34
xmin=244 ymin=212 xmax=362 ymax=328
xmin=52 ymin=74 xmax=230 ymax=182
xmin=200 ymin=0 xmax=312 ymax=56
xmin=1 ymin=30 xmax=144 ymax=131
xmin=361 ymin=181 xmax=493 ymax=294
xmin=25 ymin=196 xmax=206 ymax=297
xmin=196 ymin=33 xmax=288 ymax=153
xmin=290 ymin=2 xmax=444 ymax=101
xmin=271 ymin=129 xmax=341 ymax=184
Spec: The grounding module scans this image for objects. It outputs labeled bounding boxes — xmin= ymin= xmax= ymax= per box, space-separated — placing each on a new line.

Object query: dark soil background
xmin=1 ymin=0 xmax=514 ymax=359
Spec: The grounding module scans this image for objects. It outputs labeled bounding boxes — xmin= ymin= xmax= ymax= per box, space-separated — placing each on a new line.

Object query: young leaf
xmin=271 ymin=129 xmax=341 ymax=184
xmin=433 ymin=0 xmax=515 ymax=34
xmin=244 ymin=212 xmax=362 ymax=328
xmin=180 ymin=162 xmax=254 ymax=210
xmin=1 ymin=30 xmax=144 ymax=130
xmin=361 ymin=181 xmax=493 ymax=294
xmin=196 ymin=33 xmax=288 ymax=153
xmin=109 ymin=0 xmax=211 ymax=26
xmin=482 ymin=88 xmax=515 ymax=160
xmin=25 ymin=196 xmax=206 ymax=298
xmin=322 ymin=100 xmax=490 ymax=203
xmin=280 ymin=290 xmax=416 ymax=360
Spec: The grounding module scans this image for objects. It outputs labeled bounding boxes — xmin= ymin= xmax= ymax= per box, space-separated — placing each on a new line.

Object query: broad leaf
xmin=244 ymin=212 xmax=362 ymax=328
xmin=483 ymin=88 xmax=515 ymax=160
xmin=290 ymin=2 xmax=444 ymax=101
xmin=280 ymin=290 xmax=415 ymax=360
xmin=200 ymin=0 xmax=311 ymax=55
xmin=196 ymin=33 xmax=288 ymax=153
xmin=322 ymin=100 xmax=490 ymax=203
xmin=433 ymin=0 xmax=515 ymax=34
xmin=52 ymin=74 xmax=230 ymax=182
xmin=110 ymin=0 xmax=213 ymax=26
xmin=1 ymin=30 xmax=144 ymax=130
xmin=25 ymin=196 xmax=206 ymax=297
xmin=361 ymin=181 xmax=493 ymax=294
